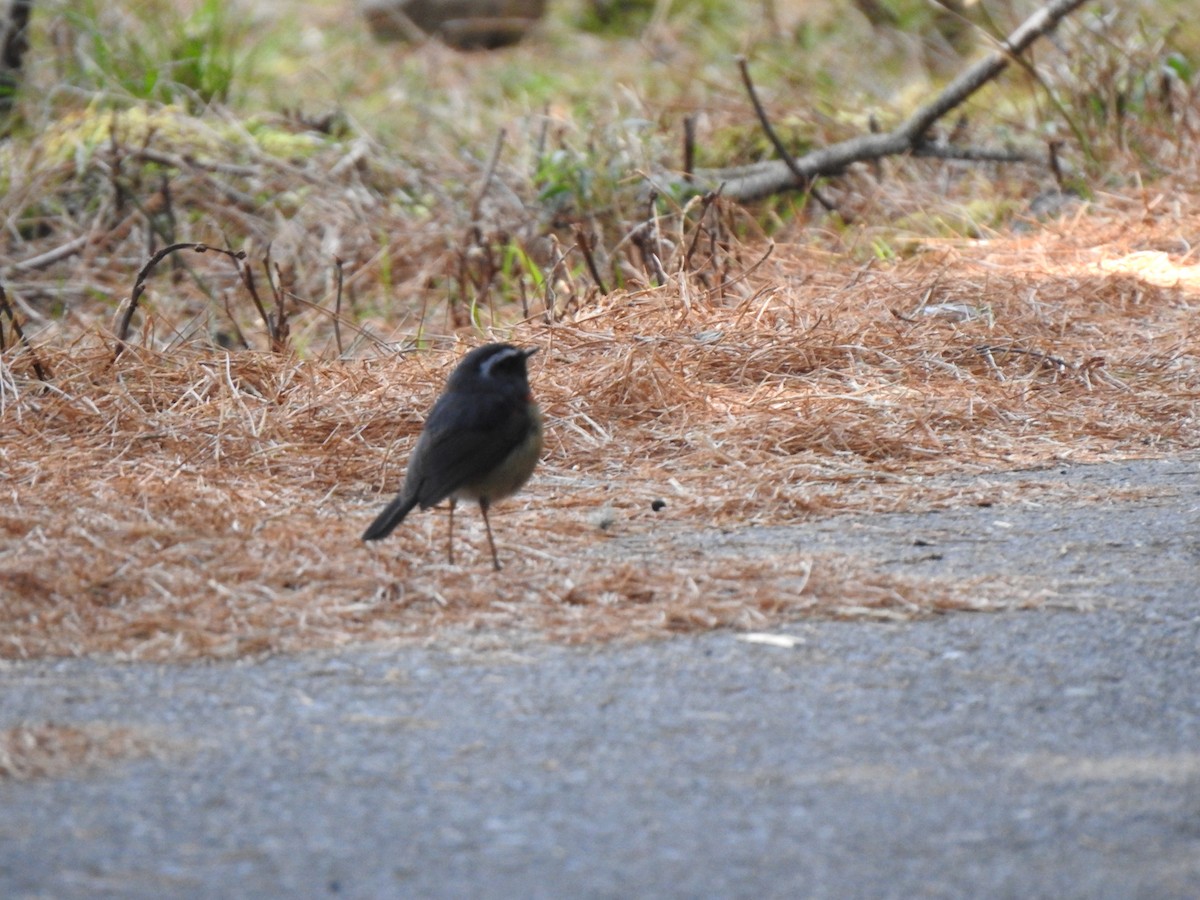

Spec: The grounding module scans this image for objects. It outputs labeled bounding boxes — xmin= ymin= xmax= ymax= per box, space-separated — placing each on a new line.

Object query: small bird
xmin=362 ymin=343 xmax=543 ymax=570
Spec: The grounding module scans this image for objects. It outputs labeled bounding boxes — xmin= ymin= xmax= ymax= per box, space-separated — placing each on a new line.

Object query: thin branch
xmin=682 ymin=113 xmax=698 ymax=183
xmin=705 ymin=241 xmax=775 ymax=300
xmin=276 ymin=289 xmax=392 ymax=354
xmin=267 ymin=255 xmax=291 ymax=354
xmin=471 ymin=128 xmax=507 ymax=221
xmin=114 ymin=243 xmax=246 ymax=358
xmin=633 ymin=190 xmax=668 ymax=287
xmin=975 ymin=343 xmax=1074 ymax=373
xmin=573 ymin=223 xmax=610 ymax=295
xmin=0 ymin=280 xmax=50 ymax=382
xmin=218 ymin=289 xmax=251 ymax=350
xmin=129 ymin=146 xmax=261 ymax=178
xmin=736 ymin=55 xmax=837 ymax=213
xmin=236 ymin=258 xmax=273 ymax=342
xmin=543 ymin=234 xmax=571 ymax=319
xmin=1048 ymin=139 xmax=1066 ymax=189
xmin=332 ymin=257 xmax=345 ymax=357
xmin=683 ymin=188 xmax=722 ymax=272
xmin=632 ymin=222 xmax=668 ymax=287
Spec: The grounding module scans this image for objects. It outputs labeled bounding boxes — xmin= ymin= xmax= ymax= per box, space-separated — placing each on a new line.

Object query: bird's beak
xmin=523 ymin=347 xmax=539 ymax=359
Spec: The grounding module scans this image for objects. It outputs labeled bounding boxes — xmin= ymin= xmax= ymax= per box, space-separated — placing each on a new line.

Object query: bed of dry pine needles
xmin=2 ymin=156 xmax=1199 ymax=661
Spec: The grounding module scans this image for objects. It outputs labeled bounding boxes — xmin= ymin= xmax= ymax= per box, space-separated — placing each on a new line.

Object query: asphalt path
xmin=2 ymin=456 xmax=1198 ymax=898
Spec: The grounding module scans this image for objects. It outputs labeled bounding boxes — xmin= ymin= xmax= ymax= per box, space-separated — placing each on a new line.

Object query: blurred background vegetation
xmin=0 ymin=0 xmax=1197 ymax=350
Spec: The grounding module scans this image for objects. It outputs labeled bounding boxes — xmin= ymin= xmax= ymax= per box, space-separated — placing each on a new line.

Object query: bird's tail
xmin=362 ymin=492 xmax=420 ymax=541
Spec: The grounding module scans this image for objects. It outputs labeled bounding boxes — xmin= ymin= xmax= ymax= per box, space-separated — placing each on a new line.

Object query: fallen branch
xmin=704 ymin=0 xmax=1089 ymax=201
xmin=9 ymin=234 xmax=93 ymax=273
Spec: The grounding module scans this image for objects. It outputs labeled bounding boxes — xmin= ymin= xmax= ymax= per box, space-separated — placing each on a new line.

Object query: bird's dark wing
xmin=409 ymin=387 xmax=531 ymax=509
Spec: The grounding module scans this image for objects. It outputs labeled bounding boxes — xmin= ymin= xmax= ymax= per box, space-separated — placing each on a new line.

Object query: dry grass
xmin=2 ymin=184 xmax=1197 ymax=661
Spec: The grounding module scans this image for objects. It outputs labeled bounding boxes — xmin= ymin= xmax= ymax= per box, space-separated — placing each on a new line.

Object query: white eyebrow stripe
xmin=480 ymin=347 xmax=524 ymax=376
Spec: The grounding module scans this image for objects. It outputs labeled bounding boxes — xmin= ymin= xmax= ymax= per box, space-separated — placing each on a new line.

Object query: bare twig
xmin=705 ymin=241 xmax=774 ymax=299
xmin=542 ymin=234 xmax=571 ymax=319
xmin=707 ymin=0 xmax=1089 ymax=201
xmin=975 ymin=343 xmax=1074 ymax=373
xmin=332 ymin=257 xmax=346 ymax=357
xmin=1048 ymin=139 xmax=1066 ymax=189
xmin=114 ymin=243 xmax=246 ymax=358
xmin=646 ymin=189 xmax=661 ymax=253
xmin=517 ymin=274 xmax=529 ymax=319
xmin=534 ymin=102 xmax=550 ymax=160
xmin=269 ymin=288 xmax=391 ymax=354
xmin=683 ymin=188 xmax=722 ymax=272
xmin=235 ymin=258 xmax=273 ymax=342
xmin=736 ymin=54 xmax=798 ymax=178
xmin=267 ymin=255 xmax=291 ymax=354
xmin=683 ymin=113 xmax=698 ymax=183
xmin=129 ymin=146 xmax=260 ymax=178
xmin=631 ymin=190 xmax=668 ymax=287
xmin=471 ymin=128 xmax=507 ymax=221
xmin=217 ymin=290 xmax=251 ymax=350
xmin=9 ymin=235 xmax=92 ymax=273
xmin=158 ymin=173 xmax=177 ymax=246
xmin=632 ymin=223 xmax=668 ymax=287
xmin=736 ymin=56 xmax=837 ymax=213
xmin=573 ymin=223 xmax=609 ymax=295
xmin=0 ymin=280 xmax=50 ymax=381
xmin=546 ymin=235 xmax=575 ymax=317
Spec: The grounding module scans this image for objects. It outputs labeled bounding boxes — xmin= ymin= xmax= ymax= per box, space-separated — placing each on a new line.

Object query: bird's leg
xmin=479 ymin=498 xmax=501 ymax=571
xmin=446 ymin=498 xmax=456 ymax=564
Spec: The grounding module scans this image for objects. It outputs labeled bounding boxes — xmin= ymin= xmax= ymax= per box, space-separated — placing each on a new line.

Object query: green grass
xmin=45 ymin=0 xmax=261 ymax=110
